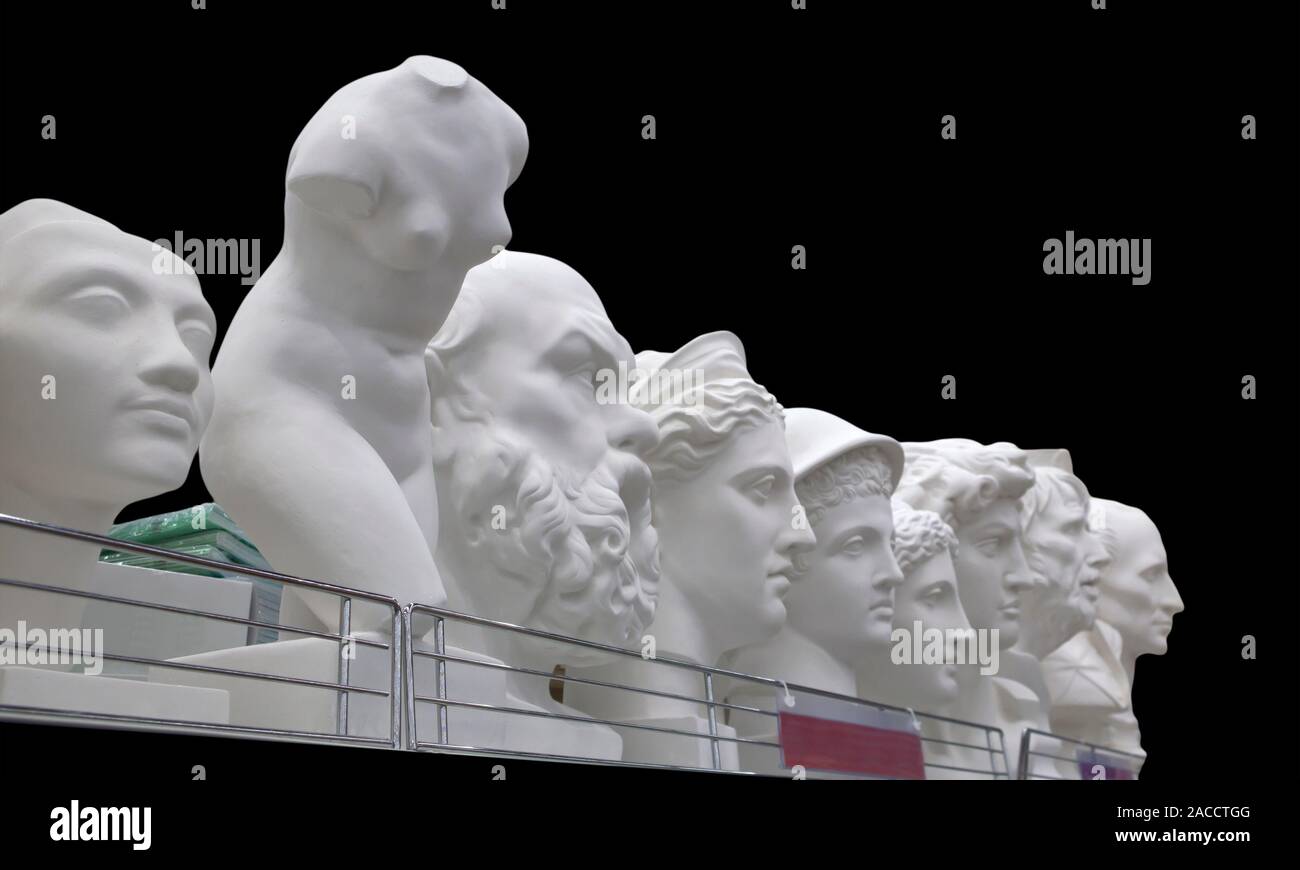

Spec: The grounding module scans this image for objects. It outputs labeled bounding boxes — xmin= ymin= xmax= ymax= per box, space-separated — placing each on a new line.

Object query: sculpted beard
xmin=439 ymin=417 xmax=659 ymax=665
xmin=1021 ymin=554 xmax=1092 ymax=654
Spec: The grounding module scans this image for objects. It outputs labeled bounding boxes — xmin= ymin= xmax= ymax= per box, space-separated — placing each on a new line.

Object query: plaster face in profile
xmin=893 ymin=549 xmax=969 ymax=704
xmin=896 ymin=439 xmax=1037 ymax=653
xmin=953 ymin=497 xmax=1033 ymax=649
xmin=200 ymin=57 xmax=528 ymax=630
xmin=427 ymin=251 xmax=661 ymax=666
xmin=630 ymin=331 xmax=815 ymax=668
xmin=1019 ymin=464 xmax=1111 ymax=657
xmin=787 ymin=495 xmax=900 ymax=656
xmin=1095 ymin=500 xmax=1183 ymax=657
xmin=654 ymin=418 xmax=807 ymax=642
xmin=0 ymin=199 xmax=215 ymax=628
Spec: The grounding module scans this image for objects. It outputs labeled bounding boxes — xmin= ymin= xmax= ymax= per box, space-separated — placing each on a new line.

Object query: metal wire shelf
xmin=0 ymin=512 xmax=1026 ymax=778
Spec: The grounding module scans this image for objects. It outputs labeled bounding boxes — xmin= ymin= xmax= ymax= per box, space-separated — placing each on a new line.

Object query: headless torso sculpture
xmin=200 ymin=57 xmax=528 ymax=633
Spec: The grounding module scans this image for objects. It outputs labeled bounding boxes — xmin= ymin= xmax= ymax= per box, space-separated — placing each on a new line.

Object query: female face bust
xmin=0 ymin=200 xmax=215 ymax=515
xmin=635 ymin=332 xmax=814 ymax=660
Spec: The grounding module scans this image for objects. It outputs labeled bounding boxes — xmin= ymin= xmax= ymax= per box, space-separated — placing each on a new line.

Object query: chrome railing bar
xmin=412 ymin=647 xmax=771 ymax=716
xmin=923 ymin=762 xmax=1000 ymax=776
xmin=433 ymin=616 xmax=449 ymax=747
xmin=410 ymin=603 xmax=999 ymax=731
xmin=0 ymin=576 xmax=388 ymax=649
xmin=0 ymin=513 xmax=400 ymax=607
xmin=410 ymin=694 xmax=782 ymax=748
xmin=0 ymin=639 xmax=388 ymax=697
xmin=388 ymin=607 xmax=402 ymax=750
xmin=142 ymin=656 xmax=389 ymax=697
xmin=401 ymin=606 xmax=418 ymax=751
xmin=336 ymin=598 xmax=351 ymax=736
xmin=920 ymin=735 xmax=1010 ymax=754
xmin=411 ymin=739 xmax=769 ymax=776
xmin=0 ymin=704 xmax=393 ymax=747
xmin=1021 ymin=727 xmax=1146 ymax=760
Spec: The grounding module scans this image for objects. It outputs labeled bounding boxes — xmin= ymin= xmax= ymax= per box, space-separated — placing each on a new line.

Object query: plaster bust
xmin=0 ymin=199 xmax=215 ymax=630
xmin=896 ymin=439 xmax=1036 ymax=652
xmin=1042 ymin=497 xmax=1179 ymax=760
xmin=1017 ymin=455 xmax=1110 ymax=658
xmin=426 ymin=250 xmax=661 ymax=694
xmin=1094 ymin=498 xmax=1183 ymax=662
xmin=895 ymin=439 xmax=1047 ymax=777
xmin=566 ymin=331 xmax=814 ymax=737
xmin=633 ymin=332 xmax=814 ymax=672
xmin=200 ymin=57 xmax=527 ymax=631
xmin=861 ymin=499 xmax=971 ymax=712
xmin=726 ymin=407 xmax=904 ymax=698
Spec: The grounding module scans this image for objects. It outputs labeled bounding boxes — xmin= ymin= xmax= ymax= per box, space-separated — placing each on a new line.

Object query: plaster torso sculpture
xmin=854 ymin=500 xmax=979 ymax=778
xmin=895 ymin=438 xmax=1054 ymax=778
xmin=200 ymin=57 xmax=528 ymax=631
xmin=0 ymin=199 xmax=228 ymax=723
xmin=723 ymin=408 xmax=904 ymax=772
xmin=425 ymin=251 xmax=662 ymax=758
xmin=1044 ymin=497 xmax=1182 ymax=760
xmin=565 ymin=332 xmax=816 ymax=768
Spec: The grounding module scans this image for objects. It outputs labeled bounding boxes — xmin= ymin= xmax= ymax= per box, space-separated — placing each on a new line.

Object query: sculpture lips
xmin=125 ymin=395 xmax=198 ymax=430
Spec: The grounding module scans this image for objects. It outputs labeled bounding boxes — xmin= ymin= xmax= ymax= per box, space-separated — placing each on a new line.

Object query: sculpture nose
xmin=606 ymin=403 xmax=660 ymax=458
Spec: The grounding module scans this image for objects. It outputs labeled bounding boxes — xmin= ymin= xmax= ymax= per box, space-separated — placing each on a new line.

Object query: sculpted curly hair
xmin=896 ymin=440 xmax=1035 ymax=530
xmin=890 ymin=500 xmax=959 ymax=575
xmin=795 ymin=445 xmax=895 ymax=528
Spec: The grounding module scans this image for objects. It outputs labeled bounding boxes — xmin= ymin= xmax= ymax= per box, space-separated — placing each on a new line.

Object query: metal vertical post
xmin=336 ymin=597 xmax=351 ymax=737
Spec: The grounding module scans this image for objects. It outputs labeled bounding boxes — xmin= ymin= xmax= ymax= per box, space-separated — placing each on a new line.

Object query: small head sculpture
xmin=896 ymin=439 xmax=1036 ymax=650
xmin=887 ymin=499 xmax=971 ymax=706
xmin=783 ymin=408 xmax=905 ymax=658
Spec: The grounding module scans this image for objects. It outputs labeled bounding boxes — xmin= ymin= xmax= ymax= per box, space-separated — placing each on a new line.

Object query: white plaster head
xmin=632 ymin=332 xmax=816 ymax=660
xmin=1092 ymin=498 xmax=1183 ymax=658
xmin=783 ymin=408 xmax=904 ymax=657
xmin=284 ymin=55 xmax=528 ymax=317
xmin=886 ymin=499 xmax=970 ymax=707
xmin=896 ymin=439 xmax=1035 ymax=650
xmin=0 ymin=199 xmax=215 ymax=517
xmin=427 ymin=251 xmax=661 ymax=666
xmin=1017 ymin=451 xmax=1110 ymax=657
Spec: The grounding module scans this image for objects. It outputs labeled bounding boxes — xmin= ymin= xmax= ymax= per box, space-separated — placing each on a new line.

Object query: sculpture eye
xmin=178 ymin=321 xmax=215 ymax=356
xmin=65 ymin=286 xmax=129 ymax=322
xmin=840 ymin=535 xmax=866 ymax=556
xmin=748 ymin=475 xmax=775 ymax=503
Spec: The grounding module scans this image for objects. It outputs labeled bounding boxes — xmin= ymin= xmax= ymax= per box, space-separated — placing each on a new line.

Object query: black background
xmin=1 ymin=0 xmax=1296 ymax=851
